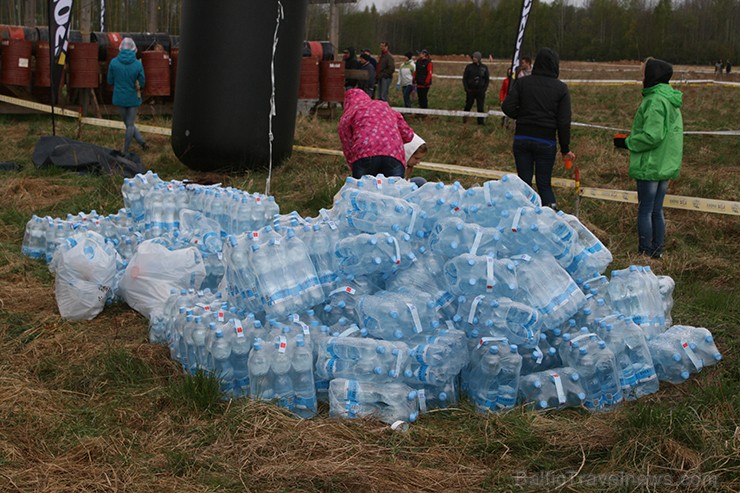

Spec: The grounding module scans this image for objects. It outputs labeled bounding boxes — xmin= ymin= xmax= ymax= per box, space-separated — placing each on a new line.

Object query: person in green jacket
xmin=614 ymin=58 xmax=683 ymax=259
xmin=107 ymin=37 xmax=148 ymax=154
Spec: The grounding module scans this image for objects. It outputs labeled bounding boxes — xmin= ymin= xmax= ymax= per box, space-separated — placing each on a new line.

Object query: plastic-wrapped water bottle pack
xmin=22 ymin=172 xmax=722 ymax=428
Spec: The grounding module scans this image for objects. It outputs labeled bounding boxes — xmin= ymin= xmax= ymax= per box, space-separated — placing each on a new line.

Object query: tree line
xmin=2 ymin=0 xmax=737 ymax=64
xmin=309 ymin=0 xmax=738 ymax=65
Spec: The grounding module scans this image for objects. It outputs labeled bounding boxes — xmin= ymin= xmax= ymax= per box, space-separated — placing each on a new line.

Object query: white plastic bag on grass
xmin=49 ymin=231 xmax=118 ymax=321
xmin=118 ymin=240 xmax=205 ymax=319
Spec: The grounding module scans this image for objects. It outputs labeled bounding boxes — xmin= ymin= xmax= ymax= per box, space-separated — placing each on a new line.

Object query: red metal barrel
xmin=68 ymin=42 xmax=99 ymax=88
xmin=319 ymin=60 xmax=345 ymax=102
xmin=307 ymin=41 xmax=322 ymax=60
xmin=170 ymin=47 xmax=179 ymax=95
xmin=298 ymin=57 xmax=319 ymax=99
xmin=33 ymin=41 xmax=51 ymax=87
xmin=1 ymin=39 xmax=33 ymax=86
xmin=141 ymin=50 xmax=171 ymax=96
xmin=102 ymin=45 xmax=120 ymax=101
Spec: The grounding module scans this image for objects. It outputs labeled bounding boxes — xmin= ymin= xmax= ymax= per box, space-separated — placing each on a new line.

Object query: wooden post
xmin=80 ymin=0 xmax=92 ymax=42
xmin=329 ymin=0 xmax=339 ymax=60
xmin=148 ymin=0 xmax=159 ymax=33
xmin=23 ymin=0 xmax=35 ymax=26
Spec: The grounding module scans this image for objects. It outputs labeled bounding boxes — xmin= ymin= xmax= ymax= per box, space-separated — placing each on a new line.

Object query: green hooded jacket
xmin=626 ymin=73 xmax=684 ymax=181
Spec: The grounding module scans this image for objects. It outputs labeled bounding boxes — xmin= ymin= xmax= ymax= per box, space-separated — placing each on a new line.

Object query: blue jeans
xmin=118 ymin=106 xmax=145 ymax=153
xmin=402 ymin=85 xmax=414 ymax=107
xmin=378 ymin=77 xmax=392 ymax=101
xmin=513 ymin=138 xmax=558 ymax=206
xmin=351 ymin=156 xmax=405 ymax=179
xmin=636 ymin=179 xmax=669 ymax=256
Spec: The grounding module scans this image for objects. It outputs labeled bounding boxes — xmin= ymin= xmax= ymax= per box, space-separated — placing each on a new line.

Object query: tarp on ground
xmin=32 ymin=136 xmax=146 ymax=177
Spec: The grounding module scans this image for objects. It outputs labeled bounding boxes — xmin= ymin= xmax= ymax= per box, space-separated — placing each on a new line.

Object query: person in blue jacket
xmin=107 ymin=37 xmax=148 ymax=153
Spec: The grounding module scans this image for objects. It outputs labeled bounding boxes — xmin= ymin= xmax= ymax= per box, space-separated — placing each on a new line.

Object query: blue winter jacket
xmin=107 ymin=49 xmax=145 ymax=107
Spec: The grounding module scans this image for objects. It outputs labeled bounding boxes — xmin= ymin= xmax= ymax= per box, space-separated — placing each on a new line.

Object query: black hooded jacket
xmin=501 ymin=48 xmax=572 ymax=153
xmin=643 ymin=58 xmax=673 ymax=88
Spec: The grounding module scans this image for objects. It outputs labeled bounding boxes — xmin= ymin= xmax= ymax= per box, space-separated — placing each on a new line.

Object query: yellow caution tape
xmin=0 ymin=93 xmax=81 ymax=118
xmin=581 ymin=187 xmax=740 ymax=215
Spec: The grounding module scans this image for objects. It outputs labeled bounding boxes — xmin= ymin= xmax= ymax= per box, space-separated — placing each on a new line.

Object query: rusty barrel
xmin=141 ymin=50 xmax=171 ymax=96
xmin=33 ymin=41 xmax=51 ymax=87
xmin=170 ymin=47 xmax=179 ymax=95
xmin=1 ymin=38 xmax=33 ymax=86
xmin=68 ymin=42 xmax=99 ymax=88
xmin=319 ymin=60 xmax=345 ymax=102
xmin=298 ymin=57 xmax=319 ymax=99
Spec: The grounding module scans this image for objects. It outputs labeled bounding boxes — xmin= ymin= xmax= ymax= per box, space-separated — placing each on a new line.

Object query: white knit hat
xmin=404 ymin=134 xmax=426 ymax=163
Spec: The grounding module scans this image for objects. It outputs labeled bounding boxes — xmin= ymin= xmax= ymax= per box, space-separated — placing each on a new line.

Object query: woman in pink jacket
xmin=338 ymin=88 xmax=415 ymax=179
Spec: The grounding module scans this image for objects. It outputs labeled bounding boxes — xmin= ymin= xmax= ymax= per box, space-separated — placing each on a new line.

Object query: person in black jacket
xmin=463 ymin=51 xmax=490 ymax=125
xmin=502 ymin=48 xmax=576 ymax=210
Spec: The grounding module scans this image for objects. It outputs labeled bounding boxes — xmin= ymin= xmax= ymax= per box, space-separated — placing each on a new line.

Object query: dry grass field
xmin=0 ymin=59 xmax=737 ymax=492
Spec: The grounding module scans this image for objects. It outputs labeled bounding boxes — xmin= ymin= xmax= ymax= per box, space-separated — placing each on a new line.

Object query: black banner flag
xmin=510 ymin=0 xmax=533 ymax=77
xmin=49 ymin=0 xmax=73 ymax=106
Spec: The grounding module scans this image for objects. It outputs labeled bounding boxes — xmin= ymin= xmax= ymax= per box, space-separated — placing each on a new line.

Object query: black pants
xmin=464 ymin=90 xmax=486 ymax=124
xmin=513 ymin=138 xmax=558 ymax=206
xmin=417 ymin=87 xmax=430 ymax=108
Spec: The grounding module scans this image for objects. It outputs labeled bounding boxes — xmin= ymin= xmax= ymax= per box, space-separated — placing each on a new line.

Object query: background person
xmin=404 ymin=133 xmax=428 ymax=187
xmin=414 ymin=49 xmax=433 ymax=109
xmin=614 ymin=57 xmax=683 ymax=259
xmin=377 ymin=42 xmax=395 ymax=102
xmin=398 ymin=51 xmax=416 ymax=108
xmin=358 ymin=53 xmax=376 ymax=97
xmin=343 ymin=47 xmax=361 ymax=89
xmin=107 ymin=37 xmax=148 ymax=153
xmin=338 ymin=89 xmax=415 ymax=179
xmin=502 ymin=48 xmax=575 ymax=210
xmin=462 ymin=51 xmax=490 ymax=125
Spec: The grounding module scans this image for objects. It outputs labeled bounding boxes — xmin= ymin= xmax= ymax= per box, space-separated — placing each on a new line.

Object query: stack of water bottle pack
xmin=22 ymin=171 xmax=723 ymax=428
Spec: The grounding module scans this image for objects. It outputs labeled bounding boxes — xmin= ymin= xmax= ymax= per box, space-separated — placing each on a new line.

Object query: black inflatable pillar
xmin=171 ymin=0 xmax=308 ymax=171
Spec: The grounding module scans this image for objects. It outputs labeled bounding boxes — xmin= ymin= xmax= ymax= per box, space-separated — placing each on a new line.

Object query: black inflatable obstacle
xmin=171 ymin=0 xmax=309 ymax=172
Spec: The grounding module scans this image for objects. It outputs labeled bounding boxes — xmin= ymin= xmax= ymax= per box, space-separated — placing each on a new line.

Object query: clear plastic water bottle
xmin=465 ymin=340 xmax=522 ymax=413
xmin=292 ymin=335 xmax=317 ymax=418
xmin=428 ymin=217 xmax=500 ymax=258
xmin=328 ymin=378 xmax=419 ymax=426
xmin=519 ymin=367 xmax=587 ymax=411
xmin=210 ymin=328 xmax=235 ymax=395
xmin=444 ymin=254 xmax=518 ymax=298
xmin=248 ymin=338 xmax=273 ymax=400
xmin=456 ymin=295 xmax=540 ymax=347
xmin=648 ymin=325 xmax=722 ymax=384
xmin=597 ymin=316 xmax=658 ymax=399
xmin=561 ymin=332 xmax=623 ymax=412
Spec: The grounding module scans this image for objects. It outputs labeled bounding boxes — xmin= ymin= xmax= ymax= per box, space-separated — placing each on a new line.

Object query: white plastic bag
xmin=49 ymin=231 xmax=118 ymax=321
xmin=118 ymin=240 xmax=206 ymax=319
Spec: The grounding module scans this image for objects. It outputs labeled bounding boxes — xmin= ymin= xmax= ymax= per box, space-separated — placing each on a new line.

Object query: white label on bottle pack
xmin=511 ymin=207 xmax=524 ymax=232
xmin=535 ymin=350 xmax=544 ymax=365
xmin=234 ymin=319 xmax=245 ymax=338
xmin=390 ymin=420 xmax=406 ymax=431
xmin=477 ymin=336 xmax=507 ymax=349
xmin=569 ymin=332 xmax=596 ymax=346
xmin=406 ymin=303 xmax=423 ymax=333
xmin=251 ymin=231 xmax=260 ymax=240
xmin=468 ymin=295 xmax=486 ymax=324
xmin=278 ymin=335 xmax=288 ymax=353
xmin=386 ymin=234 xmax=401 ymax=264
xmin=484 ymin=183 xmax=493 ymax=207
xmin=486 ymin=256 xmax=495 ymax=292
xmin=330 ymin=286 xmax=356 ymax=297
xmin=338 ymin=325 xmax=360 ymax=338
xmin=218 ymin=311 xmax=225 ymax=322
xmin=376 ymin=178 xmax=383 ymax=190
xmin=549 ymin=372 xmax=567 ymax=404
xmin=681 ymin=340 xmax=703 ymax=370
xmin=407 ymin=208 xmax=418 ymax=235
xmin=417 ymin=389 xmax=427 ymax=414
xmin=470 ymin=228 xmax=483 ymax=255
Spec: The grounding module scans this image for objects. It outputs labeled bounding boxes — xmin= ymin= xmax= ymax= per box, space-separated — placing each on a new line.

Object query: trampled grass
xmin=0 ymin=61 xmax=737 ymax=492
